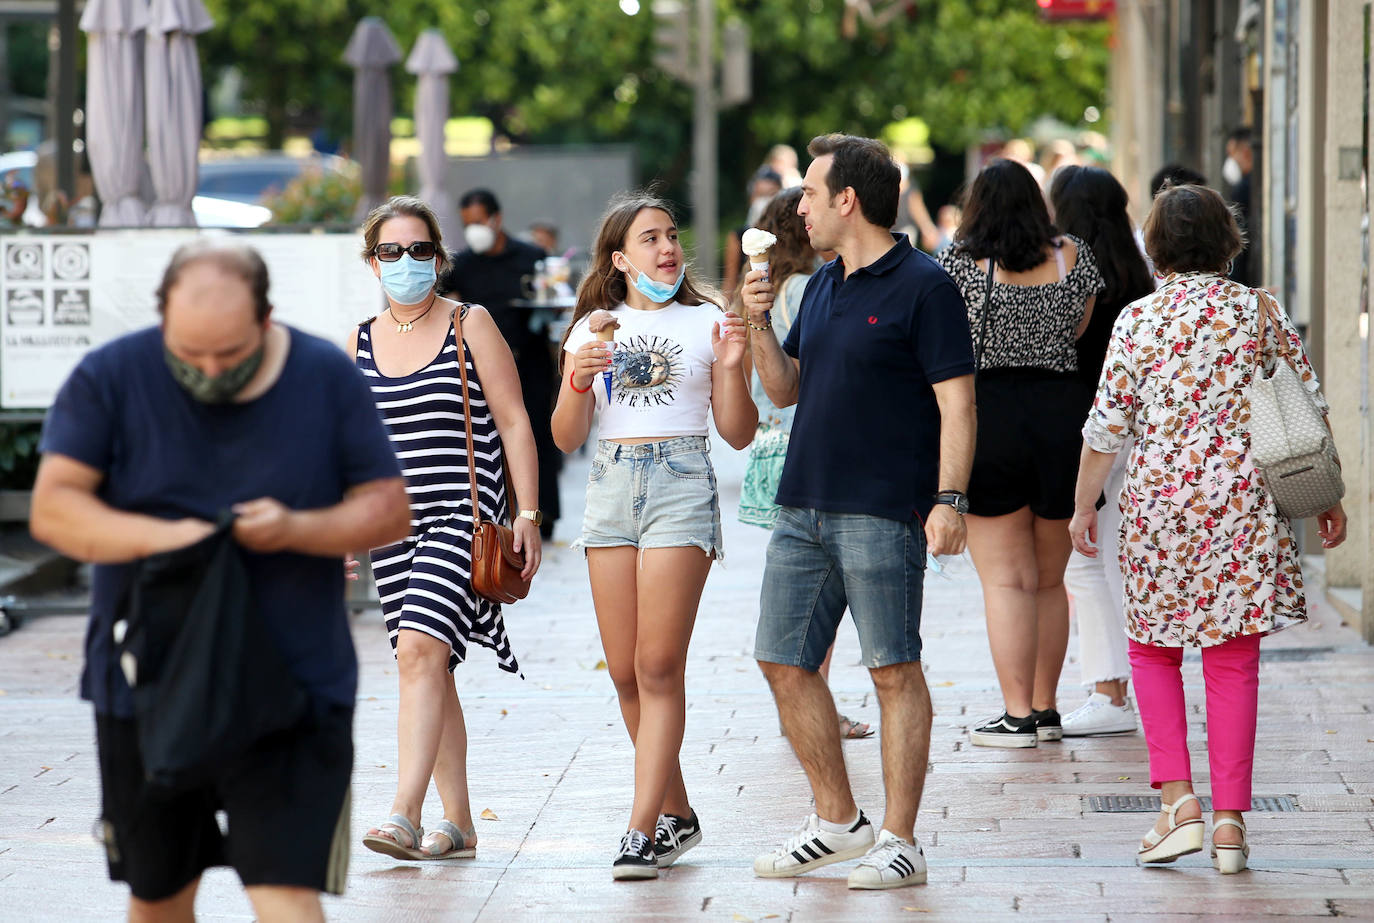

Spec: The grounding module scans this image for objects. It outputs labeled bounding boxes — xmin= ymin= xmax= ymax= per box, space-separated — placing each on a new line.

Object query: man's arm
xmin=742 ymin=268 xmax=800 ymax=407
xmin=232 ymin=477 xmax=411 ymax=556
xmin=926 ymin=373 xmax=976 ymax=556
xmin=30 ymin=454 xmax=216 ymax=563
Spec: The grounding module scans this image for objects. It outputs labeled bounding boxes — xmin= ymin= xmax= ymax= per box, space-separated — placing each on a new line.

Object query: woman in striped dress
xmin=348 ymin=196 xmax=543 ymax=861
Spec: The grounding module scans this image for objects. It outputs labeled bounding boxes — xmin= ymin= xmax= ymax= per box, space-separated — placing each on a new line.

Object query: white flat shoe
xmin=1138 ymin=792 xmax=1204 ymax=864
xmin=1211 ymin=817 xmax=1249 ymax=874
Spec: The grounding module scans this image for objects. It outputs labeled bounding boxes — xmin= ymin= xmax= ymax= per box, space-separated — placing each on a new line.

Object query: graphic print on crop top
xmin=613 ymin=334 xmax=684 ymax=407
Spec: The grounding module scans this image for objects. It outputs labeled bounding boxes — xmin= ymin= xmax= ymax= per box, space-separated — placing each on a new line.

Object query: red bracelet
xmin=569 ymin=368 xmax=594 ymax=393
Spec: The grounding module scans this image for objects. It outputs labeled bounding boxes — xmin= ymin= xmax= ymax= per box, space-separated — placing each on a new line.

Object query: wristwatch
xmin=518 ymin=509 xmax=544 ymax=526
xmin=933 ymin=491 xmax=969 ymax=515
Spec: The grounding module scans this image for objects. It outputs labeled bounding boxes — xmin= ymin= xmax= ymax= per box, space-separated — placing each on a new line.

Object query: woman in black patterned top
xmin=937 ymin=159 xmax=1104 ymax=750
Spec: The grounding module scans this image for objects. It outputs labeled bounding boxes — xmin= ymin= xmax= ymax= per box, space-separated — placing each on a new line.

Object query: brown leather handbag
xmin=455 ymin=306 xmax=532 ymax=605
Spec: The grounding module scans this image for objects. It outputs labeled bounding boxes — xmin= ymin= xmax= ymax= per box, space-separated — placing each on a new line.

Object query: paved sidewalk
xmin=1 ymin=441 xmax=1372 ymax=921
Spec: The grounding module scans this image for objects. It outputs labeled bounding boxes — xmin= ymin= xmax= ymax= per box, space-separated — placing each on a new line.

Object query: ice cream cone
xmin=595 ymin=320 xmax=619 ymax=403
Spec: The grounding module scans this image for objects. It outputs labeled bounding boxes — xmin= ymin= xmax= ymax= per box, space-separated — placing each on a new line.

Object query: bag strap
xmin=1253 ymin=288 xmax=1297 ymax=375
xmin=453 ymin=304 xmax=517 ymax=531
xmin=453 ymin=305 xmax=486 ymax=532
xmin=974 ymin=257 xmax=996 ymax=371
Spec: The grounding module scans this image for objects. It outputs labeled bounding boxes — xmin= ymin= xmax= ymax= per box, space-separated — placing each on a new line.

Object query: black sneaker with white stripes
xmin=970 ymin=711 xmax=1038 ymax=748
xmin=654 ymin=810 xmax=702 ymax=868
xmin=754 ymin=810 xmax=875 ymax=878
xmin=611 ymin=829 xmax=658 ymax=880
xmin=848 ymin=829 xmax=928 ymax=889
xmin=1032 ymin=707 xmax=1063 ymax=742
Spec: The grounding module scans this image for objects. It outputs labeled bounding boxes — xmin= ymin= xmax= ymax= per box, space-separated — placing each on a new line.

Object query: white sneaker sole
xmin=1037 ymin=727 xmax=1063 ymax=742
xmin=754 ymin=840 xmax=873 ymax=878
xmin=970 ymin=731 xmax=1037 ymax=748
xmin=1062 ymin=725 xmax=1137 ymax=737
xmin=848 ymin=868 xmax=928 ymax=889
xmin=612 ymin=863 xmax=659 ymax=880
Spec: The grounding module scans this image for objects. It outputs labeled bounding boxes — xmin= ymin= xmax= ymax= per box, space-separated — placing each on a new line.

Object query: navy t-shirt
xmin=39 ymin=326 xmax=402 ymax=718
xmin=779 ymin=237 xmax=975 ymax=522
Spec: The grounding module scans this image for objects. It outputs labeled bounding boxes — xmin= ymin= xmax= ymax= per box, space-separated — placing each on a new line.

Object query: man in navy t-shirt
xmin=30 ymin=242 xmax=410 ymax=919
xmin=743 ymin=135 xmax=976 ymax=890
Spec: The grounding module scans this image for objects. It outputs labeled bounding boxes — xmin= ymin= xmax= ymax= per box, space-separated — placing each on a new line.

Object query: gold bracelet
xmin=747 ymin=320 xmax=772 ymax=332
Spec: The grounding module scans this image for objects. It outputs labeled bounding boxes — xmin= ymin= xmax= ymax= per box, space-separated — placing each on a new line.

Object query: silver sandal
xmin=361 ymin=813 xmax=426 ymax=861
xmin=420 ymin=819 xmax=477 ymax=859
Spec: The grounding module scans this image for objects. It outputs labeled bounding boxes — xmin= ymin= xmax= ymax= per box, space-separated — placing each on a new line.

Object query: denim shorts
xmin=574 ymin=436 xmax=724 ymax=561
xmin=755 ymin=506 xmax=925 ymax=670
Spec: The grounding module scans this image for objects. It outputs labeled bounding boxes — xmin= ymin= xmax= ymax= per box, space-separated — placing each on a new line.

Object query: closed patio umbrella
xmin=344 ymin=17 xmax=402 ymax=221
xmin=81 ymin=0 xmax=149 ymax=226
xmin=145 ymin=0 xmax=213 ymax=226
xmin=405 ymin=30 xmax=459 ymax=246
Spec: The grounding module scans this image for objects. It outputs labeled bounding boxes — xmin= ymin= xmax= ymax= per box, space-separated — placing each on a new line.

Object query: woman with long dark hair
xmin=551 ymin=193 xmax=756 ymax=880
xmin=1049 ymin=165 xmax=1156 ymax=737
xmin=938 ymin=159 xmax=1104 ymax=749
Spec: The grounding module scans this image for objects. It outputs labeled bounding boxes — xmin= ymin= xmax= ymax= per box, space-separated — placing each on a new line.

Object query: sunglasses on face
xmin=374 ymin=241 xmax=437 ymax=262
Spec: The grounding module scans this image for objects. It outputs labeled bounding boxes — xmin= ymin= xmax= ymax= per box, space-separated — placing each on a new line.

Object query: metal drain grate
xmin=1087 ymin=795 xmax=1296 ymax=813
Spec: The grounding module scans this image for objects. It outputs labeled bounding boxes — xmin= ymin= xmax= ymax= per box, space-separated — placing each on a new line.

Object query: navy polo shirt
xmin=778 ymin=236 xmax=974 ymax=522
xmin=40 ymin=327 xmax=403 ymax=718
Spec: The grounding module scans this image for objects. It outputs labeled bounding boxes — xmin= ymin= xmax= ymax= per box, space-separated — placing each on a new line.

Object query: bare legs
xmin=761 ymin=660 xmax=932 ymax=838
xmin=965 ymin=507 xmax=1073 ymax=717
xmin=1096 ymin=678 xmax=1129 ymax=706
xmin=373 ymin=629 xmax=475 ymax=846
xmin=589 ymin=546 xmax=711 ymax=834
xmin=129 ymin=880 xmax=324 ymax=923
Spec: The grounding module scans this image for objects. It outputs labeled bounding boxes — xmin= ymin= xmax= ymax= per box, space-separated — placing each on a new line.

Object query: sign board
xmin=0 ymin=230 xmax=382 ymax=408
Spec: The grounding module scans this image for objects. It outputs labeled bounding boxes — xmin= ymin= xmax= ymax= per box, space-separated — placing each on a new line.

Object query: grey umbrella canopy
xmin=145 ymin=0 xmax=213 ymax=226
xmin=81 ymin=0 xmax=149 ymax=226
xmin=405 ymin=30 xmax=459 ymax=247
xmin=344 ymin=17 xmax=402 ymax=221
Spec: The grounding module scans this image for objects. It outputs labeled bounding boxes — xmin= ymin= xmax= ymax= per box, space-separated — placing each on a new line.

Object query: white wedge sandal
xmin=1210 ymin=817 xmax=1249 ymax=874
xmin=1137 ymin=792 xmax=1205 ymax=864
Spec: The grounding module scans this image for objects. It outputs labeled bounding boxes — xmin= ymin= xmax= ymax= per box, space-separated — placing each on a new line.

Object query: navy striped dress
xmin=356 ymin=307 xmax=519 ymax=675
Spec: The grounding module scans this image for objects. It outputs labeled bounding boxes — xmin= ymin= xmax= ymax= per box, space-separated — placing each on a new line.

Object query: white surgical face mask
xmin=1222 ymin=156 xmax=1243 ymax=187
xmin=464 ymin=223 xmax=496 ymax=254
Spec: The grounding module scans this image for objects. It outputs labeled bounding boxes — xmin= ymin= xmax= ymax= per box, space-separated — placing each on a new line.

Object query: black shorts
xmin=95 ymin=704 xmax=354 ymax=902
xmin=969 ymin=370 xmax=1088 ymax=520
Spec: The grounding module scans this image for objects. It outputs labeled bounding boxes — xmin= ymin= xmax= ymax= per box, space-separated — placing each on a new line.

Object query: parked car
xmin=0 ymin=150 xmax=353 ymax=229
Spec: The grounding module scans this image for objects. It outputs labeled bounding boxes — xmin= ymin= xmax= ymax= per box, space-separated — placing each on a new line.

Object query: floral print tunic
xmin=1082 ymin=272 xmax=1328 ymax=647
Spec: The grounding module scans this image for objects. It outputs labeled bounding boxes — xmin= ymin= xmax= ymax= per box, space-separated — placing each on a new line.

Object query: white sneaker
xmin=848 ymin=829 xmax=927 ymax=889
xmin=754 ymin=810 xmax=875 ymax=878
xmin=1061 ymin=693 xmax=1138 ymax=737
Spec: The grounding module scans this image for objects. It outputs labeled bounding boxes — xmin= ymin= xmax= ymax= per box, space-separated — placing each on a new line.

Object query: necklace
xmin=389 ymin=294 xmax=437 ymax=333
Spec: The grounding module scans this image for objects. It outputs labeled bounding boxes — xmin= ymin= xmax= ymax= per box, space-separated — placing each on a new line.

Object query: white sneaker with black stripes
xmin=847 ymin=829 xmax=927 ymax=889
xmin=753 ymin=810 xmax=875 ymax=878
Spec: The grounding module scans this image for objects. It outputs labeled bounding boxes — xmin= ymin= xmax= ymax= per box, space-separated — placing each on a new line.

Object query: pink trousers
xmin=1128 ymin=633 xmax=1262 ymax=812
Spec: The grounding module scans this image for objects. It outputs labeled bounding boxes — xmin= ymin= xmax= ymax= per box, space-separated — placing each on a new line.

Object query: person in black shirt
xmin=440 ymin=188 xmax=560 ymax=536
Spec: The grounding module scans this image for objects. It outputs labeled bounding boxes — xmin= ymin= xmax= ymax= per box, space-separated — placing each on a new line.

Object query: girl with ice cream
xmin=552 ymin=193 xmax=757 ymax=881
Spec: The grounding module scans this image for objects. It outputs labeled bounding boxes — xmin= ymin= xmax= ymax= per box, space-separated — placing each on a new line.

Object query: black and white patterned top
xmin=939 ymin=235 xmax=1104 ymax=373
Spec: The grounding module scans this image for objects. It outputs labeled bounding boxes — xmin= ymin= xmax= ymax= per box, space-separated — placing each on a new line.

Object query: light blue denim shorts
xmin=574 ymin=436 xmax=724 ymax=562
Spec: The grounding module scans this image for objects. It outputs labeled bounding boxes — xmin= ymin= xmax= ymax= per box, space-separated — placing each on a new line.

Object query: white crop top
xmin=563 ymin=301 xmax=720 ymax=440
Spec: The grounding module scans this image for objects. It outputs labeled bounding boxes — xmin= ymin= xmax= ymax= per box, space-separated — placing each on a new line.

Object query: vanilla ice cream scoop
xmin=741 ymin=227 xmax=777 ymax=258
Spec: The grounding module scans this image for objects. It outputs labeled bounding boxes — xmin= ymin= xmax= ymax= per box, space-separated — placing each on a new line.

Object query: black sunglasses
xmin=374 ymin=241 xmax=437 ymax=262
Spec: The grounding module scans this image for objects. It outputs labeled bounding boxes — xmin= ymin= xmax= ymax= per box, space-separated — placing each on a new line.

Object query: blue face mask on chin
xmin=618 ymin=253 xmax=684 ymax=304
xmin=379 ymin=254 xmax=437 ymax=305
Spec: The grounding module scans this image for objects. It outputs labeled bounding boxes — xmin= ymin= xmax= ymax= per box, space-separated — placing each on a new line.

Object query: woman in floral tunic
xmin=1069 ymin=184 xmax=1346 ymax=873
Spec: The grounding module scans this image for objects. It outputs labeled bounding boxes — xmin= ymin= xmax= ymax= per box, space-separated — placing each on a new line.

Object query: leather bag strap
xmin=1253 ymin=288 xmax=1297 ymax=375
xmin=453 ymin=305 xmax=485 ymax=532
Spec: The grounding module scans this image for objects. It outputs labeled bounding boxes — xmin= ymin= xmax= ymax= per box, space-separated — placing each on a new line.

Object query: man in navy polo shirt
xmin=744 ymin=134 xmax=976 ymax=890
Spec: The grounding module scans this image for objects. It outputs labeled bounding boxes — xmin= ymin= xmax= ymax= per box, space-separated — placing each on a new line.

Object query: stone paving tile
xmin=0 ymin=442 xmax=1371 ymax=920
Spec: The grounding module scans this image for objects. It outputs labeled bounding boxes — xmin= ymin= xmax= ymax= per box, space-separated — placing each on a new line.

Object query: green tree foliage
xmin=198 ymin=0 xmax=1108 ymax=199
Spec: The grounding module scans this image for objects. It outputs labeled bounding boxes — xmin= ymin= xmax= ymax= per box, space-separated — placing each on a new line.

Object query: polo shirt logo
xmin=867 ymin=315 xmax=878 ymax=325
